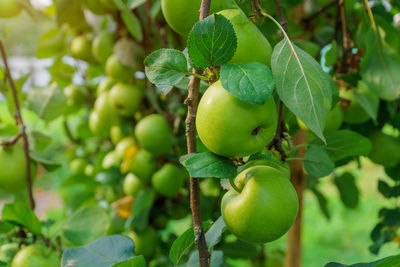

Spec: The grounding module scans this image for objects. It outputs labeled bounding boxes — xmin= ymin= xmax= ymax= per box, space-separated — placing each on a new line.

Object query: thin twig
xmin=273 ymin=0 xmax=288 ymax=32
xmin=0 ymin=41 xmax=35 ymax=210
xmin=1 ymin=133 xmax=22 ymax=146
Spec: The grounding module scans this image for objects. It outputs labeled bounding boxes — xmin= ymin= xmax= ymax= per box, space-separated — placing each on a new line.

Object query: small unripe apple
xmin=71 ymin=35 xmax=93 ymax=62
xmin=115 ymin=136 xmax=137 ymax=160
xmin=221 ymin=166 xmax=298 ymax=243
xmin=70 ymin=158 xmax=88 ymax=174
xmin=105 ymin=55 xmax=135 ymax=82
xmin=64 ymin=84 xmax=88 ymax=106
xmin=135 ymin=114 xmax=174 ymax=155
xmin=110 ymin=124 xmax=133 ymax=145
xmin=92 ymin=32 xmax=114 ymax=63
xmin=151 ymin=163 xmax=186 ymax=197
xmin=369 ymin=131 xmax=400 ymax=168
xmin=130 ymin=149 xmax=156 ymax=182
xmin=102 ymin=151 xmax=121 ymax=169
xmin=123 ymin=173 xmax=144 ymax=197
xmin=110 ymin=83 xmax=143 ymax=117
xmin=196 ymin=80 xmax=277 ymax=158
xmin=11 ymin=245 xmax=59 ymax=267
xmin=128 ymin=227 xmax=158 ymax=258
xmin=94 ymin=91 xmax=120 ymax=124
xmin=0 ymin=0 xmax=22 ymax=18
xmin=97 ymin=76 xmax=117 ymax=96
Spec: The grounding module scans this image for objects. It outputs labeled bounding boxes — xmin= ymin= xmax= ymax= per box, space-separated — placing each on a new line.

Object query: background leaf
xmin=169 ymin=227 xmax=194 ymax=266
xmin=334 ymin=172 xmax=359 ymax=209
xmin=1 ymin=202 xmax=42 ymax=235
xmin=304 ymin=146 xmax=334 ymax=178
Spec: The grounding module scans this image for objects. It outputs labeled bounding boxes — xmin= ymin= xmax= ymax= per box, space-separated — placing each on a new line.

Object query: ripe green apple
xmin=369 ymin=131 xmax=400 ymax=168
xmin=128 ymin=227 xmax=158 ymax=258
xmin=115 ymin=136 xmax=137 ymax=160
xmin=97 ymin=76 xmax=117 ymax=96
xmin=0 ymin=243 xmax=18 ymax=264
xmin=123 ymin=173 xmax=144 ymax=196
xmin=151 ymin=163 xmax=185 ymax=197
xmin=110 ymin=83 xmax=143 ymax=117
xmin=70 ymin=158 xmax=88 ymax=174
xmin=92 ymin=32 xmax=114 ymax=63
xmin=105 ymin=55 xmax=135 ymax=82
xmin=102 ymin=150 xmax=121 ymax=169
xmin=161 ymin=0 xmax=230 ymax=36
xmin=218 ymin=9 xmax=272 ymax=66
xmin=82 ymin=0 xmax=107 ymax=15
xmin=196 ymin=80 xmax=277 ymax=158
xmin=11 ymin=245 xmax=59 ymax=267
xmin=221 ymin=166 xmax=298 ymax=243
xmin=130 ymin=149 xmax=156 ymax=182
xmin=0 ymin=0 xmax=22 ymax=18
xmin=64 ymin=84 xmax=88 ymax=106
xmin=135 ymin=114 xmax=174 ymax=155
xmin=71 ymin=35 xmax=93 ymax=62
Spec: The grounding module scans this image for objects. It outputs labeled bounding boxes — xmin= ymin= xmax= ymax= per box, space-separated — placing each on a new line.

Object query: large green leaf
xmin=1 ymin=202 xmax=42 ymax=235
xmin=271 ymin=39 xmax=332 ymax=142
xmin=205 ymin=216 xmax=226 ymax=251
xmin=121 ymin=10 xmax=143 ymax=42
xmin=334 ymin=172 xmax=359 ymax=209
xmin=303 ymin=146 xmax=334 ymax=178
xmin=131 ymin=188 xmax=155 ymax=231
xmin=169 ymin=227 xmax=195 ymax=266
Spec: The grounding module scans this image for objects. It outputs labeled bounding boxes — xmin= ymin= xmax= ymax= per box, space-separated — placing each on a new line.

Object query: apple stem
xmin=0 ymin=41 xmax=36 ymax=211
xmin=229 ymin=178 xmax=242 ymax=193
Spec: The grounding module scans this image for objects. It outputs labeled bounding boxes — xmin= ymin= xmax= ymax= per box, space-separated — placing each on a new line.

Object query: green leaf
xmin=61 ymin=235 xmax=136 ymax=267
xmin=186 ymin=250 xmax=223 ymax=267
xmin=353 ymin=81 xmax=379 ymax=121
xmin=131 ymin=188 xmax=155 ymax=231
xmin=324 ymin=254 xmax=399 ymax=267
xmin=128 ymin=0 xmax=146 ymax=9
xmin=144 ymin=49 xmax=189 ymax=88
xmin=303 ymin=146 xmax=334 ymax=178
xmin=36 ymin=28 xmax=66 ymax=59
xmin=187 ymin=14 xmax=237 ymax=69
xmin=220 ymin=63 xmax=275 ymax=104
xmin=311 ymin=187 xmax=330 ymax=220
xmin=121 ymin=10 xmax=143 ymax=42
xmin=60 ymin=206 xmax=110 ymax=246
xmin=312 ymin=130 xmax=372 ymax=161
xmin=271 ymin=39 xmax=332 ymax=142
xmin=169 ymin=227 xmax=195 ymax=266
xmin=1 ymin=202 xmax=42 ymax=235
xmin=179 ymin=152 xmax=237 ymax=179
xmin=324 ymin=40 xmax=337 ymax=67
xmin=48 ymin=57 xmax=76 ymax=87
xmin=205 ymin=216 xmax=226 ymax=251
xmin=334 ymin=172 xmax=359 ymax=209
xmin=112 ymin=256 xmax=146 ymax=267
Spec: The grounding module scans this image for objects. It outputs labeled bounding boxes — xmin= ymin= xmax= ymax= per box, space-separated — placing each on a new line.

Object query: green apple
xmin=110 ymin=124 xmax=133 ymax=145
xmin=0 ymin=243 xmax=18 ymax=264
xmin=161 ymin=0 xmax=230 ymax=36
xmin=196 ymin=80 xmax=277 ymax=158
xmin=94 ymin=91 xmax=120 ymax=123
xmin=105 ymin=55 xmax=135 ymax=82
xmin=110 ymin=83 xmax=143 ymax=117
xmin=151 ymin=163 xmax=185 ymax=197
xmin=64 ymin=84 xmax=88 ymax=106
xmin=123 ymin=173 xmax=144 ymax=196
xmin=71 ymin=35 xmax=93 ymax=62
xmin=11 ymin=245 xmax=59 ymax=267
xmin=83 ymin=0 xmax=107 ymax=15
xmin=0 ymin=0 xmax=22 ymax=18
xmin=221 ymin=166 xmax=298 ymax=243
xmin=115 ymin=136 xmax=137 ymax=160
xmin=369 ymin=131 xmax=400 ymax=168
xmin=241 ymin=159 xmax=290 ymax=178
xmin=97 ymin=76 xmax=117 ymax=96
xmin=130 ymin=149 xmax=156 ymax=182
xmin=84 ymin=164 xmax=94 ymax=176
xmin=102 ymin=151 xmax=121 ymax=169
xmin=70 ymin=158 xmax=88 ymax=174
xmin=89 ymin=111 xmax=109 ymax=138
xmin=135 ymin=114 xmax=174 ymax=155
xmin=218 ymin=9 xmax=272 ymax=66
xmin=200 ymin=178 xmax=221 ymax=197
xmin=92 ymin=32 xmax=114 ymax=63
xmin=128 ymin=227 xmax=158 ymax=258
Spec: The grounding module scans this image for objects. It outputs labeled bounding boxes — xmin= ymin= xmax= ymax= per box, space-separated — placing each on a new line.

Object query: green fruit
xmin=64 ymin=84 xmax=88 ymax=106
xmin=115 ymin=136 xmax=136 ymax=160
xmin=70 ymin=158 xmax=88 ymax=174
xmin=83 ymin=0 xmax=107 ymax=15
xmin=297 ymin=104 xmax=343 ymax=133
xmin=151 ymin=163 xmax=185 ymax=197
xmin=92 ymin=32 xmax=114 ymax=63
xmin=135 ymin=114 xmax=173 ymax=155
xmin=241 ymin=159 xmax=290 ymax=178
xmin=99 ymin=0 xmax=119 ymax=10
xmin=161 ymin=0 xmax=229 ymax=36
xmin=123 ymin=173 xmax=144 ymax=196
xmin=128 ymin=227 xmax=158 ymax=258
xmin=218 ymin=9 xmax=272 ymax=66
xmin=0 ymin=243 xmax=18 ymax=263
xmin=222 ymin=166 xmax=298 ymax=243
xmin=84 ymin=164 xmax=94 ymax=176
xmin=196 ymin=80 xmax=277 ymax=158
xmin=97 ymin=76 xmax=117 ymax=96
xmin=102 ymin=151 xmax=120 ymax=169
xmin=369 ymin=131 xmax=400 ymax=168
xmin=89 ymin=111 xmax=109 ymax=138
xmin=110 ymin=83 xmax=143 ymax=117
xmin=110 ymin=124 xmax=133 ymax=145
xmin=71 ymin=35 xmax=93 ymax=61
xmin=130 ymin=149 xmax=156 ymax=182
xmin=11 ymin=245 xmax=59 ymax=267
xmin=0 ymin=0 xmax=22 ymax=18
xmin=105 ymin=55 xmax=135 ymax=82
xmin=94 ymin=91 xmax=120 ymax=123
xmin=200 ymin=178 xmax=221 ymax=197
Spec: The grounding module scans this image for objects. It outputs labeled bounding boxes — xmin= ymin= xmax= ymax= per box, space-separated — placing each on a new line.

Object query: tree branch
xmin=184 ymin=1 xmax=211 ymax=266
xmin=0 ymin=41 xmax=35 ymax=210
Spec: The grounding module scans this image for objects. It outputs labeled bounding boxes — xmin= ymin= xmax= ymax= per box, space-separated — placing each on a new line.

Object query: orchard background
xmin=1 ymin=0 xmax=400 ymax=266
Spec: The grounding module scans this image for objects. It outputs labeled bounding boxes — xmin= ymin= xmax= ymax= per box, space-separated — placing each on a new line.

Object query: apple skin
xmin=110 ymin=124 xmax=133 ymax=145
xmin=0 ymin=0 xmax=22 ymax=18
xmin=94 ymin=91 xmax=120 ymax=124
xmin=97 ymin=76 xmax=117 ymax=96
xmin=135 ymin=114 xmax=174 ymax=155
xmin=83 ymin=0 xmax=107 ymax=15
xmin=11 ymin=245 xmax=59 ymax=267
xmin=110 ymin=83 xmax=143 ymax=117
xmin=369 ymin=131 xmax=400 ymax=168
xmin=70 ymin=158 xmax=88 ymax=174
xmin=128 ymin=227 xmax=158 ymax=258
xmin=92 ymin=32 xmax=114 ymax=63
xmin=71 ymin=35 xmax=93 ymax=62
xmin=161 ymin=0 xmax=230 ymax=36
xmin=151 ymin=163 xmax=185 ymax=197
xmin=221 ymin=166 xmax=298 ymax=243
xmin=106 ymin=55 xmax=135 ymax=82
xmin=196 ymin=80 xmax=277 ymax=158
xmin=130 ymin=149 xmax=156 ymax=182
xmin=0 ymin=243 xmax=18 ymax=264
xmin=218 ymin=9 xmax=272 ymax=66
xmin=115 ymin=136 xmax=137 ymax=160
xmin=64 ymin=84 xmax=88 ymax=106
xmin=102 ymin=151 xmax=121 ymax=169
xmin=123 ymin=173 xmax=144 ymax=197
